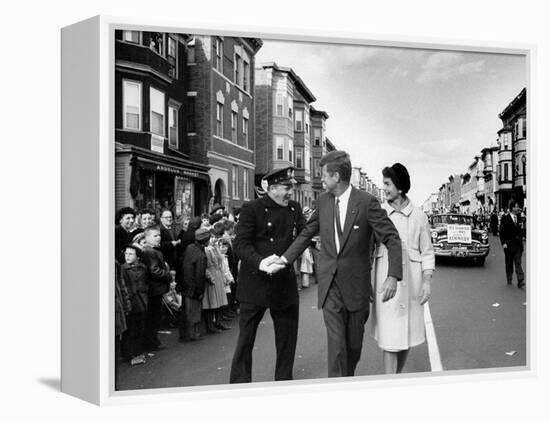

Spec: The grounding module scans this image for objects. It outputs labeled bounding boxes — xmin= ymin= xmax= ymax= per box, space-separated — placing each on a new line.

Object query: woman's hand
xmin=418 ymin=277 xmax=432 ymax=305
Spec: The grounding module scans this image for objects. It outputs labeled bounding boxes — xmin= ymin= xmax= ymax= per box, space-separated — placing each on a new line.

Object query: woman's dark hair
xmin=223 ymin=220 xmax=235 ymax=231
xmin=115 ymin=207 xmax=136 ymax=224
xmin=187 ymin=216 xmax=202 ymax=232
xmin=139 ymin=208 xmax=155 ymax=216
xmin=211 ymin=221 xmax=225 ymax=237
xmin=319 ymin=150 xmax=352 ymax=182
xmin=382 ymin=163 xmax=411 ymax=196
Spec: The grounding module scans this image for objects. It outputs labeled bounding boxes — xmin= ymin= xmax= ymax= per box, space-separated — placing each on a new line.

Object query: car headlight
xmin=431 ymin=232 xmax=438 ymax=240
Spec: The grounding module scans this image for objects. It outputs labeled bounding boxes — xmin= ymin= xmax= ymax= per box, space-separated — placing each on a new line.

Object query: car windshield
xmin=432 ymin=215 xmax=475 ymax=228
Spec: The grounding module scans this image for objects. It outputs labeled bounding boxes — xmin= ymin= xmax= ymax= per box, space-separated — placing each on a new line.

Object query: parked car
xmin=430 ymin=213 xmax=490 ymax=265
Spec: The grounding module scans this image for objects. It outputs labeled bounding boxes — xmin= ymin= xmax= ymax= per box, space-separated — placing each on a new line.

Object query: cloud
xmin=416 ymin=52 xmax=486 ymax=84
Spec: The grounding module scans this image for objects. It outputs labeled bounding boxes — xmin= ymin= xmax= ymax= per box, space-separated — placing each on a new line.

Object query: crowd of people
xmin=114 ymin=204 xmax=245 ymax=372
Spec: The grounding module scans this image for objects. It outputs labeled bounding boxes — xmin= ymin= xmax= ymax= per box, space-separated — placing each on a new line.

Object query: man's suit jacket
xmin=160 ymin=224 xmax=179 ymax=269
xmin=283 ymin=187 xmax=403 ymax=312
xmin=499 ymin=213 xmax=524 ymax=252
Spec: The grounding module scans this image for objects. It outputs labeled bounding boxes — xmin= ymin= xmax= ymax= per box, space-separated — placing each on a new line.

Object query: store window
xmin=150 ymin=87 xmax=165 ymax=136
xmin=123 ymin=80 xmax=141 ymax=130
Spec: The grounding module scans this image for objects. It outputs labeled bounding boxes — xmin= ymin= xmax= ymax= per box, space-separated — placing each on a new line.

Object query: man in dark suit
xmin=229 ymin=166 xmax=305 ymax=383
xmin=159 ymin=209 xmax=181 ymax=270
xmin=277 ymin=151 xmax=403 ymax=377
xmin=499 ymin=201 xmax=525 ymax=288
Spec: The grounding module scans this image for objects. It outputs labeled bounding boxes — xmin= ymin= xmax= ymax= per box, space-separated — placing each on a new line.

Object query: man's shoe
xmin=215 ymin=322 xmax=231 ymax=330
xmin=507 ymin=280 xmax=512 ymax=285
xmin=518 ymin=282 xmax=525 ymax=289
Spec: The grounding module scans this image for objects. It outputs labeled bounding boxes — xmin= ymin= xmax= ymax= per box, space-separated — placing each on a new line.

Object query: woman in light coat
xmin=371 ymin=163 xmax=435 ymax=374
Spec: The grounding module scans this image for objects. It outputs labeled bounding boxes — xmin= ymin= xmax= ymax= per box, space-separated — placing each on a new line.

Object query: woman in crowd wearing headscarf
xmin=371 ymin=163 xmax=435 ymax=374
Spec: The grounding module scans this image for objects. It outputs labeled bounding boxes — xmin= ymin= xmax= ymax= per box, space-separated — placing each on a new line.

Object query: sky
xmin=255 ymin=39 xmax=526 ymax=205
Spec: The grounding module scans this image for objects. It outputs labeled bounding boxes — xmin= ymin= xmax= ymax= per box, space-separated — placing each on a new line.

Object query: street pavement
xmin=117 ymin=235 xmax=526 ymax=391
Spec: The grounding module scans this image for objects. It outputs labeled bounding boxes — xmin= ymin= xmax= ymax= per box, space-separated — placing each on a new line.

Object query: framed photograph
xmin=61 ymin=15 xmax=532 ymax=405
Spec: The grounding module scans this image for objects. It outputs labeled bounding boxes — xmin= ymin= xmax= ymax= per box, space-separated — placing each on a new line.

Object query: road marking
xmin=424 ymin=303 xmax=443 ymax=372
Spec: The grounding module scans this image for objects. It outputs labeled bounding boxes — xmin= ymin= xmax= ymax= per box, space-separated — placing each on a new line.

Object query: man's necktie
xmin=335 ymin=197 xmax=343 ymax=240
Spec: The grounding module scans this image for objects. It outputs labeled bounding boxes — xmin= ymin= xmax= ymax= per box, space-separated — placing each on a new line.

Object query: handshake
xmin=259 ymin=254 xmax=287 ymax=275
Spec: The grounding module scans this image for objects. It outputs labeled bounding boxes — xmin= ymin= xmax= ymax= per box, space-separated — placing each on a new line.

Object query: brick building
xmin=114 ymin=30 xmax=211 ymax=224
xmin=254 ymin=62 xmax=317 ymax=208
xmin=188 ymin=35 xmax=263 ymax=212
xmin=497 ymin=88 xmax=527 ymax=209
xmin=310 ymin=107 xmax=329 ymax=204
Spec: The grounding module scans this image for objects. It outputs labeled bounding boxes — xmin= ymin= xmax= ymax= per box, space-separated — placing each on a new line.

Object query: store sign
xmin=155 ymin=165 xmax=199 ymax=178
xmin=447 ymin=224 xmax=472 ymax=243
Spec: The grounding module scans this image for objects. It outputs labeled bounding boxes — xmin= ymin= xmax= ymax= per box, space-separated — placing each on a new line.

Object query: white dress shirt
xmin=334 ymin=184 xmax=352 ymax=252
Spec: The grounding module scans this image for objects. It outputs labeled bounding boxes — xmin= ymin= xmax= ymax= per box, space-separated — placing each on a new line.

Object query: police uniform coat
xmin=233 ymin=194 xmax=306 ymax=309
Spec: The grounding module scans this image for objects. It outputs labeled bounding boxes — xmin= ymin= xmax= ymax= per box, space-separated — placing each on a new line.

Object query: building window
xmin=243 ymin=168 xmax=249 ymax=200
xmin=296 ymin=148 xmax=303 ymax=169
xmin=289 ymin=149 xmax=293 ymax=163
xmin=295 ymin=110 xmax=303 ymax=131
xmin=234 ymin=53 xmax=241 ymax=86
xmin=231 ymin=111 xmax=238 ymax=143
xmin=122 ymin=80 xmax=141 ymax=130
xmin=167 ymin=36 xmax=177 ymax=79
xmin=305 ymin=123 xmax=309 ymax=134
xmin=313 ymin=128 xmax=321 ymax=146
xmin=232 ymin=165 xmax=239 ymax=199
xmin=123 ymin=31 xmax=140 ymax=44
xmin=276 ymin=137 xmax=284 ymax=160
xmin=187 ymin=46 xmax=195 ymax=64
xmin=216 ymin=102 xmax=224 ymax=137
xmin=313 ymin=159 xmax=321 ymax=177
xmin=186 ymin=97 xmax=196 ymax=133
xmin=168 ymin=103 xmax=179 ymax=148
xmin=276 ymin=94 xmax=284 ymax=116
xmin=214 ymin=37 xmax=223 ymax=73
xmin=305 ymin=147 xmax=311 ymax=172
xmin=149 ymin=32 xmax=165 ymax=57
xmin=503 ymin=133 xmax=511 ymax=150
xmin=243 ymin=61 xmax=250 ymax=92
xmin=243 ymin=117 xmax=249 ymax=149
xmin=150 ymin=87 xmax=165 ymax=136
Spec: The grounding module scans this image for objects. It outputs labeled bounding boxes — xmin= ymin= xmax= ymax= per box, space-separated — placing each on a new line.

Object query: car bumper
xmin=433 ymin=246 xmax=489 ymax=258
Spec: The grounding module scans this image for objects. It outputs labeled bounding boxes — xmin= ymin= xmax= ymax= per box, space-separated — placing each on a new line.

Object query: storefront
xmin=116 ymin=144 xmax=211 ymax=226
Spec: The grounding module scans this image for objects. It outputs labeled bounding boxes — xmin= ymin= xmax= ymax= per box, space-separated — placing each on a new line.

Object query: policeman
xmin=229 ymin=166 xmax=306 ymax=383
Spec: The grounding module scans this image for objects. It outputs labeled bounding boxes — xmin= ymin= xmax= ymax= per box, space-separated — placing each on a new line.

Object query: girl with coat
xmin=371 ymin=163 xmax=435 ymax=374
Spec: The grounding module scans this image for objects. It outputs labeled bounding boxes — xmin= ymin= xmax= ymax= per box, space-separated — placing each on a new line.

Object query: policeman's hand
xmin=503 ymin=243 xmax=508 ymax=249
xmin=379 ymin=276 xmax=398 ymax=302
xmin=259 ymin=255 xmax=285 ymax=275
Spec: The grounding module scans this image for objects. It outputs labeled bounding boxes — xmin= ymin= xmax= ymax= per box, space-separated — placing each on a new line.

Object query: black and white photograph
xmin=113 ymin=30 xmax=527 ymax=391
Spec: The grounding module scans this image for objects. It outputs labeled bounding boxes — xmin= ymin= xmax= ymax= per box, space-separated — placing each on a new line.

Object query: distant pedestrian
xmin=159 ymin=209 xmax=181 ymax=270
xmin=499 ymin=201 xmax=525 ymax=288
xmin=490 ymin=211 xmax=499 ymax=236
xmin=203 ymin=230 xmax=230 ymax=333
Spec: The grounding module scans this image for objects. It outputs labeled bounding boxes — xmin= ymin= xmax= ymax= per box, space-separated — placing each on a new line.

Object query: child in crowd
xmin=141 ymin=225 xmax=173 ymax=351
xmin=217 ymin=237 xmax=235 ymax=321
xmin=177 ymin=228 xmax=211 ymax=341
xmin=120 ymin=245 xmax=149 ymax=366
xmin=203 ymin=227 xmax=230 ymax=333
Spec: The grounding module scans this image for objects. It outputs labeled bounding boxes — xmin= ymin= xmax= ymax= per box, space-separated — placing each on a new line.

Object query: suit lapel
xmin=339 ymin=187 xmax=360 ymax=253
